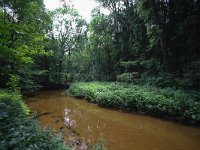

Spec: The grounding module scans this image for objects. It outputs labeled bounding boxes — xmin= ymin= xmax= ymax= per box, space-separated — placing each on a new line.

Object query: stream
xmin=27 ymin=90 xmax=200 ymax=150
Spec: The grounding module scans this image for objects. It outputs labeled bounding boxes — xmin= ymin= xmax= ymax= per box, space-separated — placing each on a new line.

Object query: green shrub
xmin=116 ymin=72 xmax=139 ymax=83
xmin=140 ymin=73 xmax=177 ymax=88
xmin=0 ymin=90 xmax=71 ymax=150
xmin=6 ymin=74 xmax=21 ymax=93
xmin=69 ymin=82 xmax=200 ymax=124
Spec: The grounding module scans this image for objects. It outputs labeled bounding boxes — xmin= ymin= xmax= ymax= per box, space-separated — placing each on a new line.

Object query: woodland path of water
xmin=27 ymin=90 xmax=200 ymax=150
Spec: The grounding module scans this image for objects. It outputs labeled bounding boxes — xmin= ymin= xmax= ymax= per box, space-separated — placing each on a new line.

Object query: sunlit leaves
xmin=0 ymin=0 xmax=52 ymax=91
xmin=69 ymin=82 xmax=200 ymax=124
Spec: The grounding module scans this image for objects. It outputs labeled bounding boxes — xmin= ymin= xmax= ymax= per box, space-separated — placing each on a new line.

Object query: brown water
xmin=27 ymin=90 xmax=200 ymax=150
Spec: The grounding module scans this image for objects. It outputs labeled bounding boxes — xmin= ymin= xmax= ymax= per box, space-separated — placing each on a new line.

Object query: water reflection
xmin=27 ymin=90 xmax=200 ymax=150
xmin=64 ymin=108 xmax=76 ymax=128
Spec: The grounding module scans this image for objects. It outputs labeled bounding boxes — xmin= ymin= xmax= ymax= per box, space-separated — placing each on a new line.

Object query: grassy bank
xmin=0 ymin=90 xmax=71 ymax=150
xmin=69 ymin=82 xmax=200 ymax=125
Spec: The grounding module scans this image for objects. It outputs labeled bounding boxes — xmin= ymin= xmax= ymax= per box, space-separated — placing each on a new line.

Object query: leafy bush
xmin=0 ymin=90 xmax=71 ymax=150
xmin=140 ymin=72 xmax=178 ymax=88
xmin=69 ymin=82 xmax=200 ymax=124
xmin=6 ymin=74 xmax=21 ymax=93
xmin=180 ymin=60 xmax=200 ymax=90
xmin=117 ymin=72 xmax=139 ymax=83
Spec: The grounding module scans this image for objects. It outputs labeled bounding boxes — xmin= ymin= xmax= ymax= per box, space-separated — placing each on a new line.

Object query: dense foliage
xmin=69 ymin=82 xmax=200 ymax=125
xmin=0 ymin=90 xmax=71 ymax=150
xmin=68 ymin=0 xmax=200 ymax=91
xmin=1 ymin=1 xmax=200 ymax=147
xmin=0 ymin=0 xmax=86 ymax=92
xmin=0 ymin=0 xmax=52 ymax=94
xmin=1 ymin=0 xmax=199 ymax=91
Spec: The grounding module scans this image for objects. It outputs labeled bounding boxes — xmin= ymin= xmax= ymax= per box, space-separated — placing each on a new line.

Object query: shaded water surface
xmin=27 ymin=90 xmax=200 ymax=150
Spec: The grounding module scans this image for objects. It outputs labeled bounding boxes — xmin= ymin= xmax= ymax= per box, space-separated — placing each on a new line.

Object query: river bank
xmin=0 ymin=90 xmax=71 ymax=150
xmin=27 ymin=90 xmax=200 ymax=150
xmin=68 ymin=82 xmax=200 ymax=125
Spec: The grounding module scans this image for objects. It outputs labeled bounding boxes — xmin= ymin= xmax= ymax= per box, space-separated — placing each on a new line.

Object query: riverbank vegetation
xmin=1 ymin=0 xmax=200 ymax=148
xmin=0 ymin=0 xmax=78 ymax=149
xmin=0 ymin=90 xmax=70 ymax=150
xmin=69 ymin=82 xmax=200 ymax=125
xmin=67 ymin=0 xmax=200 ymax=125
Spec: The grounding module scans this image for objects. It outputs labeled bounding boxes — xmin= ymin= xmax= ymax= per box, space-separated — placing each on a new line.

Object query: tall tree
xmin=0 ymin=0 xmax=51 ymax=93
xmin=88 ymin=8 xmax=115 ymax=80
xmin=48 ymin=2 xmax=86 ymax=84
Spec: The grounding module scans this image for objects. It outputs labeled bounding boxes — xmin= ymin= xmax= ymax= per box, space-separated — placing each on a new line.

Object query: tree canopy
xmin=0 ymin=0 xmax=199 ymax=92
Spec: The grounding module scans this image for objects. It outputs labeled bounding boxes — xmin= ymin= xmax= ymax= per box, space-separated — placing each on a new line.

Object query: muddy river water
xmin=27 ymin=90 xmax=200 ymax=150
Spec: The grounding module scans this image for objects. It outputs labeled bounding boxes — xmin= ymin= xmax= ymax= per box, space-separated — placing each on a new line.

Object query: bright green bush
xmin=6 ymin=74 xmax=21 ymax=93
xmin=69 ymin=82 xmax=200 ymax=124
xmin=0 ymin=90 xmax=71 ymax=150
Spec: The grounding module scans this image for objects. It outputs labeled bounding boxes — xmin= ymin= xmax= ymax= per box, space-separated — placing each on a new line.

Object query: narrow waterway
xmin=27 ymin=90 xmax=200 ymax=150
